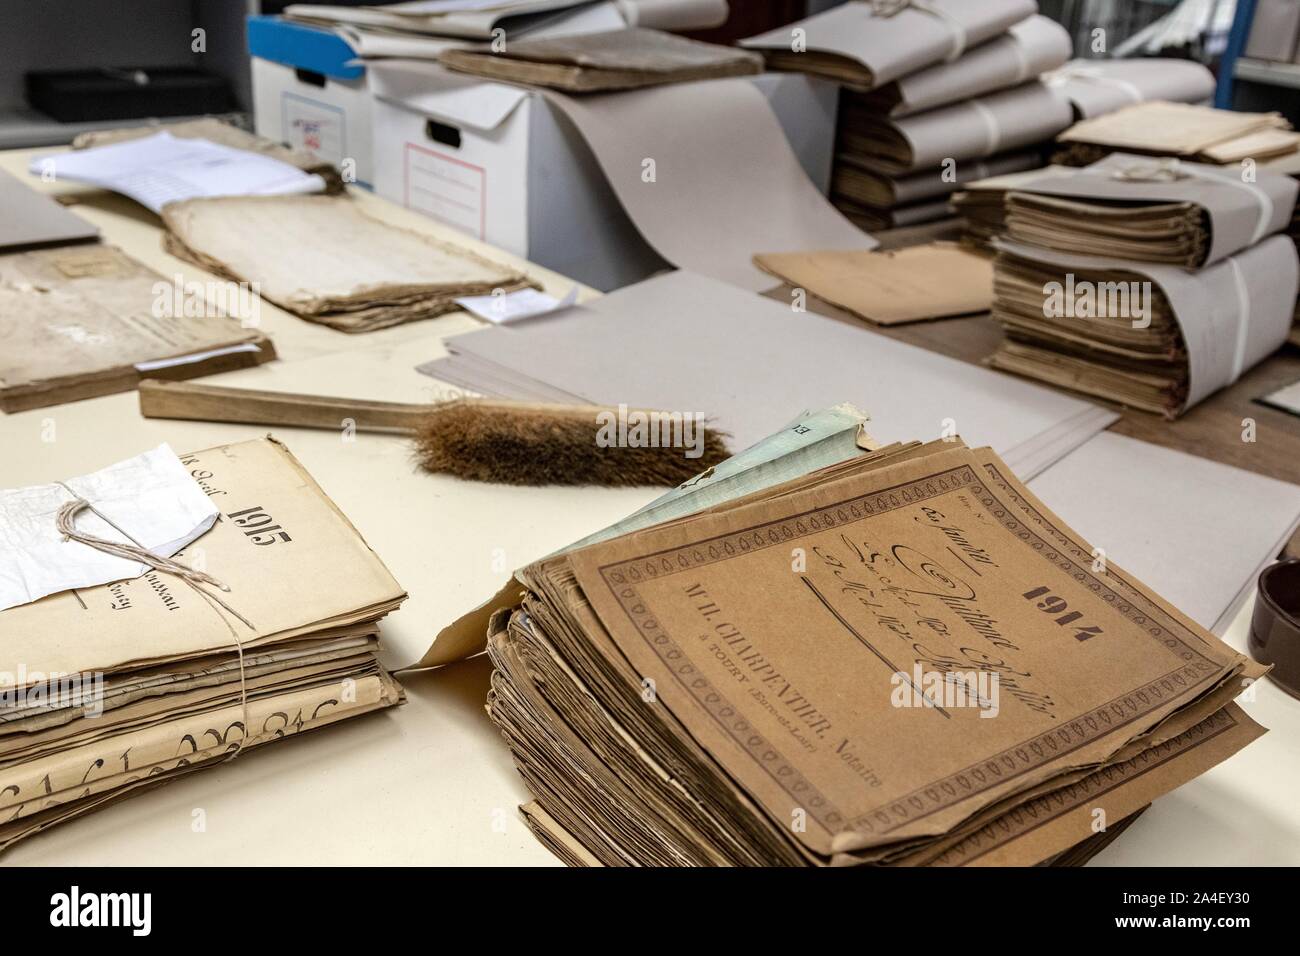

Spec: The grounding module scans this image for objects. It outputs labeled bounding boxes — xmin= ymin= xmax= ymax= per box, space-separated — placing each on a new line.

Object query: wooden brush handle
xmin=138 ymin=381 xmax=430 ymax=435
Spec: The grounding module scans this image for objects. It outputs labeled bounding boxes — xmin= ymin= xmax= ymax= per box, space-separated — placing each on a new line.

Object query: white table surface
xmin=2 ymin=148 xmax=1297 ymax=867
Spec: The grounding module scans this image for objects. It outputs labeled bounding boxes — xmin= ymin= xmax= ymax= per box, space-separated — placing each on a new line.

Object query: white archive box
xmin=249 ymin=16 xmax=376 ymax=188
xmin=368 ymin=64 xmax=839 ymax=291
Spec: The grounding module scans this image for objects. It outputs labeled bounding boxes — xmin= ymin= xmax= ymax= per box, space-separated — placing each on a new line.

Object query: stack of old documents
xmin=161 ymin=195 xmax=534 ymax=332
xmin=480 ymin=408 xmax=1267 ymax=865
xmin=743 ymin=3 xmax=1226 ymax=231
xmin=0 ymin=243 xmax=274 ymax=413
xmin=987 ymin=154 xmax=1300 ymax=416
xmin=0 ymin=438 xmax=406 ymax=851
xmin=1054 ymin=101 xmax=1300 ymax=167
xmin=439 ymin=28 xmax=761 ymax=91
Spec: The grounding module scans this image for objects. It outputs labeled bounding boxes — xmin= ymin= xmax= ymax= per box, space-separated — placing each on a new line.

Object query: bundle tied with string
xmin=55 ymin=487 xmax=256 ymax=760
xmin=740 ymin=0 xmax=1034 ymax=92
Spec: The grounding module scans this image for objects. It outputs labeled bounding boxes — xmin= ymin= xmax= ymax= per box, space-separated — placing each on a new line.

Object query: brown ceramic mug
xmin=1250 ymin=559 xmax=1300 ymax=698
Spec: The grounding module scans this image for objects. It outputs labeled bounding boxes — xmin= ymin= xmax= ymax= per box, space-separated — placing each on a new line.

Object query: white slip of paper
xmin=29 ymin=132 xmax=326 ymax=215
xmin=0 ymin=444 xmax=219 ymax=612
xmin=455 ymin=285 xmax=579 ymax=325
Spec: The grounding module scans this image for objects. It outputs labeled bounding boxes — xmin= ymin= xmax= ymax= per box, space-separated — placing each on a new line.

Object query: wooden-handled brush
xmin=138 ymin=380 xmax=729 ymax=486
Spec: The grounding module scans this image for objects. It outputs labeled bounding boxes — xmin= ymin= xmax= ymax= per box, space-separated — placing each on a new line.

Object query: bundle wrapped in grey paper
xmin=1003 ymin=153 xmax=1299 ymax=268
xmin=741 ymin=0 xmax=1036 ymax=91
xmin=834 ymin=149 xmax=1042 ymax=211
xmin=990 ymin=236 xmax=1300 ymax=416
xmin=852 ymin=15 xmax=1071 ymax=117
xmin=1044 ymin=58 xmax=1216 ymax=120
xmin=840 ymin=80 xmax=1073 ymax=175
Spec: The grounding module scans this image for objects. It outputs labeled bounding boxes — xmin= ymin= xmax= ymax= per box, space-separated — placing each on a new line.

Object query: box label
xmin=281 ymin=93 xmax=346 ymax=166
xmin=403 ymin=143 xmax=486 ymax=240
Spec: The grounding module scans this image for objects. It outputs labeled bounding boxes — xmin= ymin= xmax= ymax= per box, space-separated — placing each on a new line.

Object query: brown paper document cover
xmin=0 ymin=438 xmax=406 ymax=851
xmin=161 ymin=195 xmax=534 ymax=332
xmin=753 ymin=241 xmax=992 ymax=326
xmin=438 ymin=27 xmax=762 ymax=91
xmin=476 ymin=428 xmax=1265 ymax=865
xmin=0 ymin=243 xmax=273 ymax=413
xmin=1055 ymin=101 xmax=1300 ymax=167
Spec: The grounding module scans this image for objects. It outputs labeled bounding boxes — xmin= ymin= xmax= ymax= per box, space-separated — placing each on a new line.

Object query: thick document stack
xmin=161 ymin=195 xmax=534 ymax=332
xmin=987 ymin=154 xmax=1300 ymax=417
xmin=743 ymin=3 xmax=1228 ymax=232
xmin=0 ymin=439 xmax=406 ymax=852
xmin=951 ymin=166 xmax=1077 ymax=250
xmin=1054 ymin=101 xmax=1300 ymax=167
xmin=439 ymin=28 xmax=761 ymax=91
xmin=0 ymin=243 xmax=273 ymax=413
xmin=482 ymin=416 xmax=1267 ymax=866
xmin=785 ymin=9 xmax=1073 ymax=231
xmin=1001 ymin=152 xmax=1300 ymax=268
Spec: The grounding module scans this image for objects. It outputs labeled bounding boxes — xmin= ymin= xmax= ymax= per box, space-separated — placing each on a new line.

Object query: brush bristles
xmin=413 ymin=401 xmax=730 ymax=486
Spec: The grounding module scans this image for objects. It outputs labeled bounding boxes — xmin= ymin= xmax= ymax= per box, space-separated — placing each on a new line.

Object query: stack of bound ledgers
xmin=161 ymin=195 xmax=534 ymax=332
xmin=743 ymin=3 xmax=1215 ymax=233
xmin=986 ymin=153 xmax=1300 ymax=417
xmin=0 ymin=438 xmax=406 ymax=851
xmin=0 ymin=243 xmax=274 ymax=413
xmin=483 ymin=411 xmax=1267 ymax=866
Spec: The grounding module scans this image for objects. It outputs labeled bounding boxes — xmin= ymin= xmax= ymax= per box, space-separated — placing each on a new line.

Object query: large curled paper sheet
xmin=539 ymin=79 xmax=873 ymax=290
xmin=1028 ymin=432 xmax=1300 ymax=636
xmin=0 ymin=445 xmax=218 ymax=612
xmin=30 ymin=132 xmax=326 ymax=214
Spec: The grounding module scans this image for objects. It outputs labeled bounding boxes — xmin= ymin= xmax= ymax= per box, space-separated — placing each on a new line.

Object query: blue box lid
xmin=247 ymin=15 xmax=365 ymax=80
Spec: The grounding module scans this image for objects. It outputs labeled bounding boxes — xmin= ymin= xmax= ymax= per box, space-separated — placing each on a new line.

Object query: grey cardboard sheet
xmin=1028 ymin=431 xmax=1300 ymax=635
xmin=1045 ymin=58 xmax=1216 ymax=120
xmin=997 ymin=236 xmax=1300 ymax=410
xmin=878 ymin=81 xmax=1074 ymax=174
xmin=1012 ymin=152 xmax=1299 ymax=265
xmin=0 ymin=169 xmax=99 ymax=251
xmin=741 ymin=0 xmax=1036 ymax=90
xmin=541 ymin=78 xmax=874 ymax=290
xmin=886 ymin=15 xmax=1072 ymax=117
xmin=424 ymin=269 xmax=1118 ymax=477
xmin=1260 ymin=378 xmax=1300 ymax=417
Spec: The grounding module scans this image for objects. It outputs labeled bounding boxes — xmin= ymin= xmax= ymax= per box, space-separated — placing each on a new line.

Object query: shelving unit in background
xmin=1219 ymin=0 xmax=1300 ymax=123
xmin=0 ymin=0 xmax=259 ymax=150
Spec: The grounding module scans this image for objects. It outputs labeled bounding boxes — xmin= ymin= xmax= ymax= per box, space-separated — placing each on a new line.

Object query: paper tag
xmin=134 ymin=343 xmax=262 ymax=373
xmin=0 ymin=445 xmax=219 ymax=612
xmin=455 ymin=285 xmax=579 ymax=325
